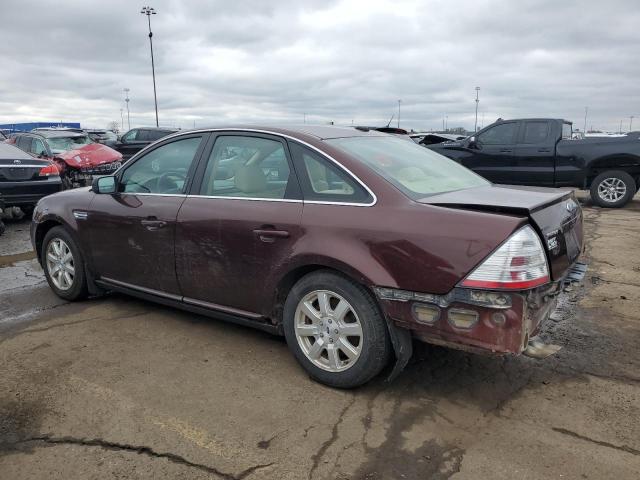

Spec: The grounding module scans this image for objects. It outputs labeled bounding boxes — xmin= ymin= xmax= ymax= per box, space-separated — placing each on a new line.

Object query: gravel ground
xmin=0 ymin=191 xmax=639 ymax=479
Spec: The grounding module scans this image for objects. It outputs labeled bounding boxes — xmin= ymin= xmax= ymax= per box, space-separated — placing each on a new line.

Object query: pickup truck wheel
xmin=590 ymin=171 xmax=636 ymax=208
xmin=283 ymin=271 xmax=391 ymax=388
xmin=42 ymin=226 xmax=88 ymax=301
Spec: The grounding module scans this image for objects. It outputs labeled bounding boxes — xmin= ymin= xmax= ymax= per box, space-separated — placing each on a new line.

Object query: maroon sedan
xmin=31 ymin=126 xmax=584 ymax=388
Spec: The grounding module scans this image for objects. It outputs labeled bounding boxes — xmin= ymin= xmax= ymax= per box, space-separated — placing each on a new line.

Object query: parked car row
xmin=0 ymin=126 xmax=177 ymax=222
xmin=31 ymin=125 xmax=585 ymax=387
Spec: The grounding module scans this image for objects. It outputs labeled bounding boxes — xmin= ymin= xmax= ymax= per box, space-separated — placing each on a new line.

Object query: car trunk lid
xmin=0 ymin=158 xmax=52 ymax=182
xmin=418 ymin=185 xmax=584 ymax=281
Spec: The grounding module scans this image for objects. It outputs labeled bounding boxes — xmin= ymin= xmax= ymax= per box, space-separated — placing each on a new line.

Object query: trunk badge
xmin=566 ymin=200 xmax=577 ymax=213
xmin=13 ymin=159 xmax=21 ymax=165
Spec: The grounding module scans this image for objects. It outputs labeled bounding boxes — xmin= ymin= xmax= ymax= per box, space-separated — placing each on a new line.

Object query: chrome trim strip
xmin=186 ymin=194 xmax=302 ymax=203
xmin=118 ymin=192 xmax=187 ymax=198
xmin=183 ymin=297 xmax=262 ymax=319
xmin=100 ymin=277 xmax=183 ymax=302
xmin=117 ymin=127 xmax=377 ymax=207
xmin=0 ymin=164 xmax=48 ymax=168
xmin=72 ymin=211 xmax=88 ymax=220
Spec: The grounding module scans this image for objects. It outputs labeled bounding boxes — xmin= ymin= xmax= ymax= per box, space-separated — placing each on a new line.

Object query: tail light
xmin=460 ymin=225 xmax=549 ymax=290
xmin=39 ymin=164 xmax=60 ymax=177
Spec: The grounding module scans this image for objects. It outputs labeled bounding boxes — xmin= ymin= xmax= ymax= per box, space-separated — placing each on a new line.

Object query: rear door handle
xmin=253 ymin=229 xmax=290 ymax=243
xmin=141 ymin=218 xmax=167 ymax=230
xmin=537 ymin=148 xmax=552 ymax=153
xmin=499 ymin=149 xmax=513 ymax=153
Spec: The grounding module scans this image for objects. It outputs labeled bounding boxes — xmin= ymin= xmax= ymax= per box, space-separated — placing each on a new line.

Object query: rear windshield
xmin=47 ymin=135 xmax=93 ymax=154
xmin=327 ymin=136 xmax=489 ymax=199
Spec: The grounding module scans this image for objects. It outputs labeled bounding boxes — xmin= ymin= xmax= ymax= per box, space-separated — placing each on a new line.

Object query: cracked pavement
xmin=1 ymin=191 xmax=639 ymax=479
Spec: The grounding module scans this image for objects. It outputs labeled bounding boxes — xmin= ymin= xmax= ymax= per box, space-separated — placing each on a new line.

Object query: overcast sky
xmin=0 ymin=0 xmax=638 ymax=132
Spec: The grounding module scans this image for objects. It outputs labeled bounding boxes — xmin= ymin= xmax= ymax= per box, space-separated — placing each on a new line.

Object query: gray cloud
xmin=0 ymin=0 xmax=638 ymax=132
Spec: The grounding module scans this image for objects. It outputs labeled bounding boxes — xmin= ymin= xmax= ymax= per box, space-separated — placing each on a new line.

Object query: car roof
xmin=0 ymin=142 xmax=36 ymax=160
xmin=184 ymin=125 xmax=388 ymax=141
xmin=29 ymin=130 xmax=87 ymax=139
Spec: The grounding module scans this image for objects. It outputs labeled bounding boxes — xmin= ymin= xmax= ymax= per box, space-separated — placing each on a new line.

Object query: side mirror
xmin=92 ymin=175 xmax=117 ymax=194
xmin=467 ymin=136 xmax=479 ymax=149
xmin=38 ymin=151 xmax=48 ymax=158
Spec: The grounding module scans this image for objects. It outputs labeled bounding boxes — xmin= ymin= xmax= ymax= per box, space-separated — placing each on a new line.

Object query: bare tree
xmin=107 ymin=121 xmax=120 ymax=133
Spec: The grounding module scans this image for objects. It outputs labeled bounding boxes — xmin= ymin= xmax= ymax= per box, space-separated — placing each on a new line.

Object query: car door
xmin=460 ymin=121 xmax=520 ymax=184
xmin=175 ymin=132 xmax=303 ymax=317
xmin=87 ymin=134 xmax=207 ymax=295
xmin=509 ymin=120 xmax=556 ymax=186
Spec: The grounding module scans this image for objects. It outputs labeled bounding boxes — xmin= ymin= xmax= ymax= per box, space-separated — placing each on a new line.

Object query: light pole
xmin=620 ymin=119 xmax=623 ymax=134
xmin=630 ymin=115 xmax=635 ymax=131
xmin=120 ymin=108 xmax=124 ymax=131
xmin=141 ymin=6 xmax=159 ymax=127
xmin=123 ymin=88 xmax=131 ymax=131
xmin=583 ymin=106 xmax=588 ymax=133
xmin=397 ymin=99 xmax=401 ymax=128
xmin=474 ymin=86 xmax=480 ymax=132
xmin=445 ymin=115 xmax=448 ymax=132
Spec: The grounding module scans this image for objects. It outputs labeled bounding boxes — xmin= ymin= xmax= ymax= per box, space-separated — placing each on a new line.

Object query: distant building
xmin=0 ymin=122 xmax=81 ymax=133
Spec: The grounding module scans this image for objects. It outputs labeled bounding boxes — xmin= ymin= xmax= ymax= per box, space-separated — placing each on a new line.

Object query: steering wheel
xmin=157 ymin=171 xmax=187 ymax=193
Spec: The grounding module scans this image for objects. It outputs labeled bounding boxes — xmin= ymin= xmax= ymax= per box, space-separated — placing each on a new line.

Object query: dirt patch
xmin=0 ymin=251 xmax=37 ymax=268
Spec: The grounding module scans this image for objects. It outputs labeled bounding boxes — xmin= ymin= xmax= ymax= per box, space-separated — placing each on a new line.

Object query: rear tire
xmin=41 ymin=226 xmax=88 ymax=301
xmin=590 ymin=170 xmax=636 ymax=208
xmin=283 ymin=270 xmax=391 ymax=388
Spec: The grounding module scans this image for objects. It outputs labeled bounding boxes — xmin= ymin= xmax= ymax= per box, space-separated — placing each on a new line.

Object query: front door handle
xmin=537 ymin=148 xmax=551 ymax=153
xmin=253 ymin=229 xmax=290 ymax=243
xmin=499 ymin=149 xmax=513 ymax=153
xmin=141 ymin=218 xmax=167 ymax=231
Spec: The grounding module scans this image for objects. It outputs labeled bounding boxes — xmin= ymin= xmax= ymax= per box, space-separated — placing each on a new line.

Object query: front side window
xmin=477 ymin=122 xmax=518 ymax=145
xmin=122 ymin=129 xmax=138 ymax=142
xmin=32 ymin=138 xmax=47 ymax=156
xmin=327 ymin=136 xmax=488 ymax=199
xmin=522 ymin=121 xmax=550 ymax=144
xmin=119 ymin=136 xmax=202 ymax=194
xmin=562 ymin=123 xmax=572 ymax=140
xmin=199 ymin=136 xmax=292 ymax=199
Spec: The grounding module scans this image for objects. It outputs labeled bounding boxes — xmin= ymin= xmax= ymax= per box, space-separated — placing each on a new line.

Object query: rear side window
xmin=122 ymin=129 xmax=138 ymax=142
xmin=562 ymin=123 xmax=572 ymax=140
xmin=17 ymin=136 xmax=31 ymax=151
xmin=478 ymin=122 xmax=518 ymax=145
xmin=289 ymin=142 xmax=372 ymax=203
xmin=31 ymin=138 xmax=47 ymax=156
xmin=522 ymin=121 xmax=550 ymax=144
xmin=199 ymin=135 xmax=295 ymax=199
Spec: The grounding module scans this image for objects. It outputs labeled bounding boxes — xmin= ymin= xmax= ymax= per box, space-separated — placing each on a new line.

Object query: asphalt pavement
xmin=0 ymin=192 xmax=639 ymax=479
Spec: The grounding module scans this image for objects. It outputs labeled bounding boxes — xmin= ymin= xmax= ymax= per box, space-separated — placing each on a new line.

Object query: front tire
xmin=590 ymin=170 xmax=636 ymax=208
xmin=283 ymin=271 xmax=391 ymax=388
xmin=41 ymin=226 xmax=88 ymax=301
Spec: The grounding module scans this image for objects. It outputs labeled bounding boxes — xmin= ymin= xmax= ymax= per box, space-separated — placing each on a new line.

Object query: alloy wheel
xmin=294 ymin=290 xmax=363 ymax=372
xmin=46 ymin=238 xmax=75 ymax=291
xmin=597 ymin=177 xmax=627 ymax=203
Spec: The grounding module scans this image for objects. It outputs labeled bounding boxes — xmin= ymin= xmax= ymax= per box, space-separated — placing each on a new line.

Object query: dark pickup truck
xmin=428 ymin=118 xmax=640 ymax=207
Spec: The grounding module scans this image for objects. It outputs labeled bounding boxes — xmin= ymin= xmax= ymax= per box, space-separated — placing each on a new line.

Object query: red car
xmin=8 ymin=130 xmax=122 ymax=188
xmin=30 ymin=126 xmax=585 ymax=388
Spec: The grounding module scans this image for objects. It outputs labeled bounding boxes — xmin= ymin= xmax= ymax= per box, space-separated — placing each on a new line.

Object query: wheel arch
xmin=586 ymin=156 xmax=640 ymax=188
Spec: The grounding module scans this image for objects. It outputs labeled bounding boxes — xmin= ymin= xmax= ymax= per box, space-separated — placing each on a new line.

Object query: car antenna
xmin=386 ymin=113 xmax=395 ymax=128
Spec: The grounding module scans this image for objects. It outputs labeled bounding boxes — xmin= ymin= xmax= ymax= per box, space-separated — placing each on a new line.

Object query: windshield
xmin=327 ymin=136 xmax=489 ymax=199
xmin=47 ymin=135 xmax=93 ymax=154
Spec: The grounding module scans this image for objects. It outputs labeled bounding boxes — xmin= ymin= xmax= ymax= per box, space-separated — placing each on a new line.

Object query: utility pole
xmin=397 ymin=100 xmax=401 ymax=128
xmin=583 ymin=106 xmax=588 ymax=133
xmin=120 ymin=108 xmax=124 ymax=131
xmin=123 ymin=88 xmax=131 ymax=131
xmin=141 ymin=6 xmax=159 ymax=127
xmin=474 ymin=86 xmax=480 ymax=132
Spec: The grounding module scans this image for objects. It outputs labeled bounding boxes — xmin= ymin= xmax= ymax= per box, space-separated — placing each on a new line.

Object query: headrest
xmin=235 ymin=164 xmax=267 ymax=193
